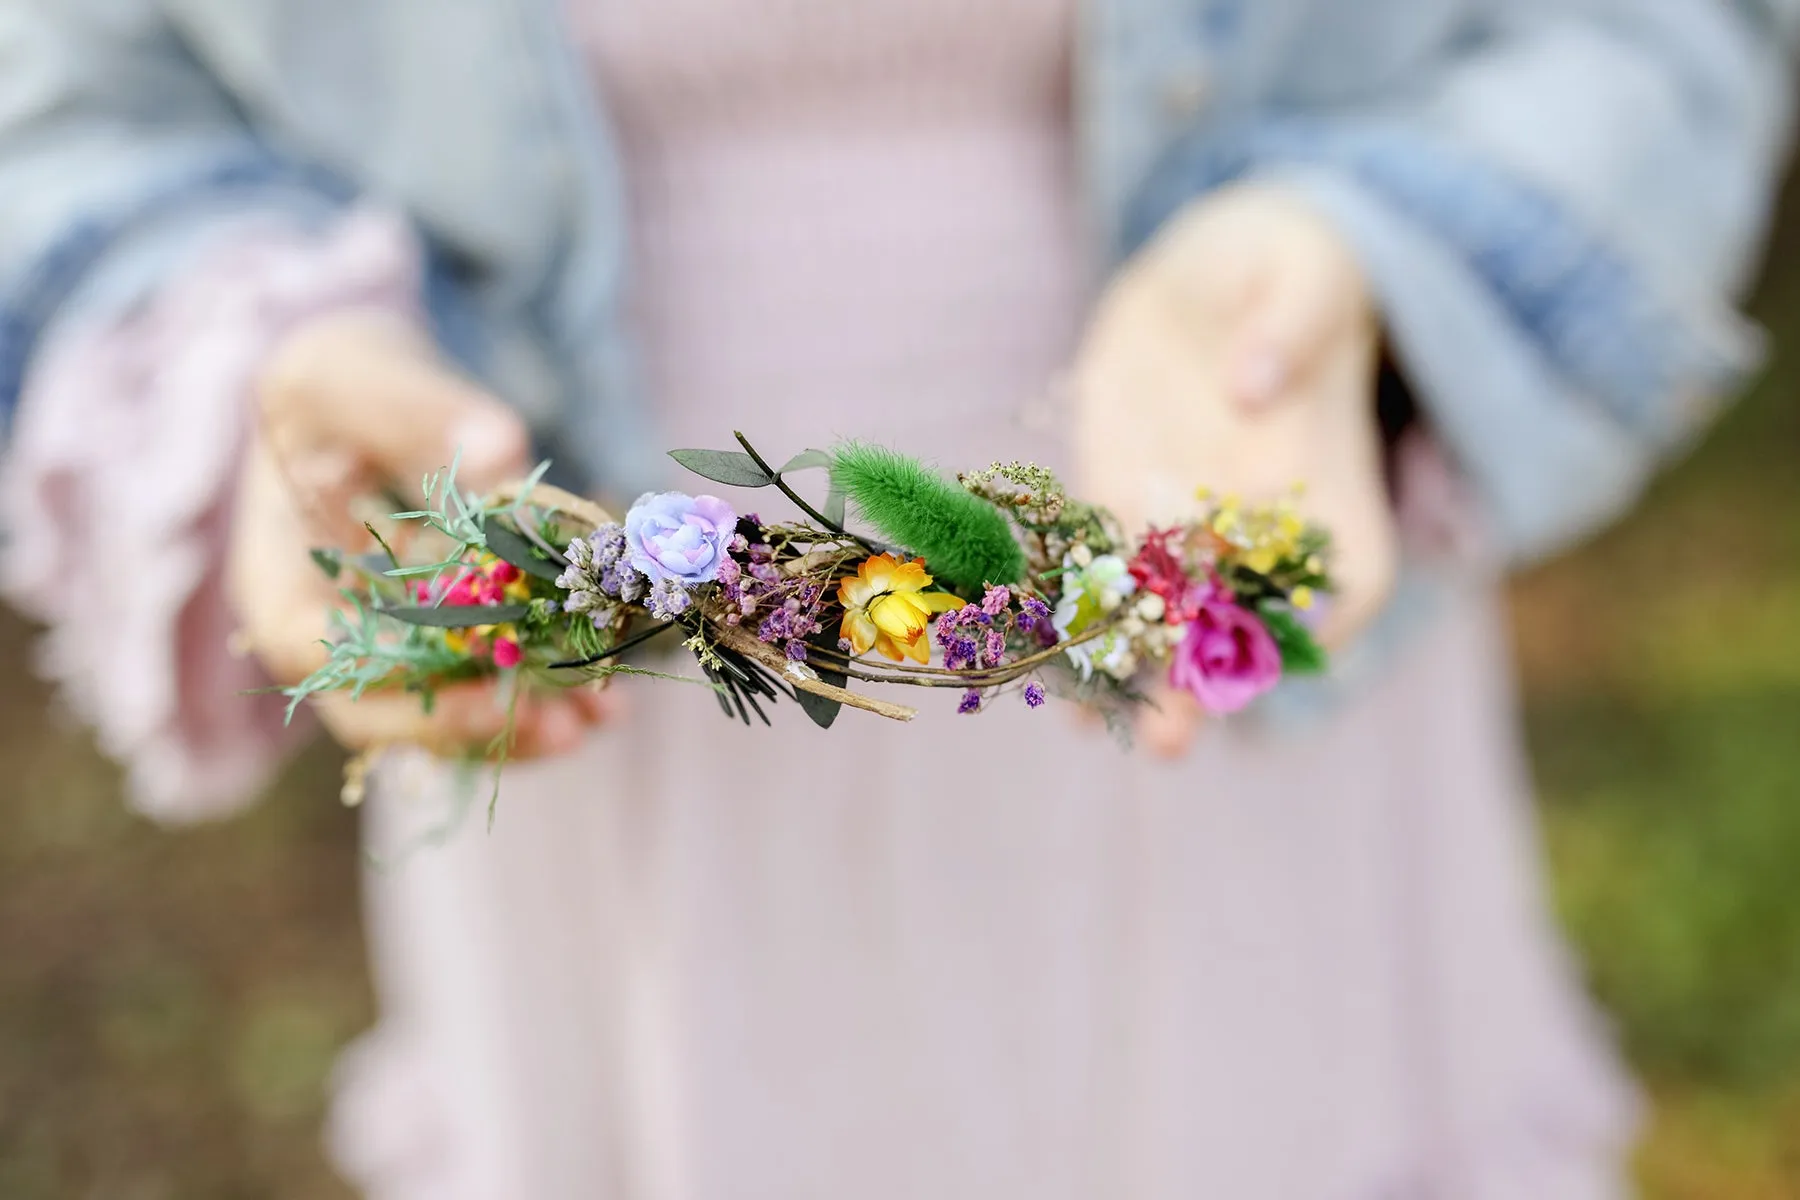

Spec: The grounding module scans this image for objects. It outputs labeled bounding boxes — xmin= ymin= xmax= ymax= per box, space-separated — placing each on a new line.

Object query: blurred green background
xmin=3 ymin=196 xmax=1799 ymax=1198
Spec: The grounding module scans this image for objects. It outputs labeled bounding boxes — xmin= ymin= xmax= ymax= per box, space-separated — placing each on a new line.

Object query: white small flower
xmin=1135 ymin=592 xmax=1166 ymax=622
xmin=1099 ymin=640 xmax=1138 ymax=680
xmin=1069 ymin=542 xmax=1094 ymax=568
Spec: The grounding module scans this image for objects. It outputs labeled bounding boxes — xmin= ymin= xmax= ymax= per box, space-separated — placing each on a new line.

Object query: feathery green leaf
xmin=828 ymin=442 xmax=1024 ymax=592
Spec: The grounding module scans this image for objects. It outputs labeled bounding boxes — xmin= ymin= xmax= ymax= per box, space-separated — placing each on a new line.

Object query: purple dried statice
xmin=943 ymin=634 xmax=978 ymax=672
xmin=980 ymin=584 xmax=1012 ymax=617
xmin=1023 ymin=680 xmax=1046 ymax=709
xmin=957 ymin=689 xmax=982 ymax=715
xmin=1016 ymin=595 xmax=1051 ymax=630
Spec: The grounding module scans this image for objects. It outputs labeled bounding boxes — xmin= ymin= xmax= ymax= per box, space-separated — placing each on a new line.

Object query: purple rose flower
xmin=1167 ymin=600 xmax=1282 ymax=715
xmin=623 ymin=492 xmax=738 ymax=586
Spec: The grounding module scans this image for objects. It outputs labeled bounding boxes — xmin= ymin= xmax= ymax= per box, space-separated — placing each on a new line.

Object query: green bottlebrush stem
xmin=829 ymin=442 xmax=1025 ymax=592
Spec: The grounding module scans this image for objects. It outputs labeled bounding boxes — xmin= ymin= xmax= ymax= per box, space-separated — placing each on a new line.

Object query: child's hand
xmin=227 ymin=312 xmax=617 ymax=759
xmin=1073 ymin=182 xmax=1399 ymax=756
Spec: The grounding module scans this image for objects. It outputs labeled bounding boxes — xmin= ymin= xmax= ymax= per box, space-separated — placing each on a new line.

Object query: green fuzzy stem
xmin=829 ymin=442 xmax=1025 ymax=592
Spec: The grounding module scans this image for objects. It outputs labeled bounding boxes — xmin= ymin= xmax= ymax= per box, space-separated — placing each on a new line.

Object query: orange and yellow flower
xmin=837 ymin=553 xmax=965 ymax=664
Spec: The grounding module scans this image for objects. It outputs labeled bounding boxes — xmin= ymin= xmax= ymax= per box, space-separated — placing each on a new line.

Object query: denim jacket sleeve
xmin=0 ymin=1 xmax=360 ymax=434
xmin=1119 ymin=0 xmax=1796 ymax=564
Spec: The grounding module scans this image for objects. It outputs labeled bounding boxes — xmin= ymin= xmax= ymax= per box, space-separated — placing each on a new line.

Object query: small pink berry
xmin=493 ymin=638 xmax=522 ymax=669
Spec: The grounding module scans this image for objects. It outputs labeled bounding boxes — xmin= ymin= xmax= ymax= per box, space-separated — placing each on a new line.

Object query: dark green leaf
xmin=1259 ymin=604 xmax=1329 ymax=676
xmin=796 ymin=627 xmax=847 ymax=729
xmin=382 ymin=604 xmax=532 ymax=628
xmin=668 ymin=448 xmax=775 ymax=487
xmin=484 ymin=520 xmax=566 ymax=579
xmin=308 ymin=548 xmax=342 ymax=580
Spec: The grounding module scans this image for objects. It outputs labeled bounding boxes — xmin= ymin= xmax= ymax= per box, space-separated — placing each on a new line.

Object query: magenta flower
xmin=1167 ymin=599 xmax=1282 ymax=714
xmin=623 ymin=492 xmax=738 ymax=586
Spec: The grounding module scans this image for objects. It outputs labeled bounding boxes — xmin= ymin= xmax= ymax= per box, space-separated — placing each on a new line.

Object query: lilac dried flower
xmin=980 ymin=584 xmax=1012 ymax=617
xmin=957 ymin=689 xmax=982 ymax=714
xmin=785 ymin=639 xmax=809 ymax=662
xmin=601 ymin=562 xmax=646 ymax=604
xmin=592 ymin=523 xmax=627 ymax=568
xmin=1024 ymin=681 xmax=1046 ymax=708
xmin=648 ymin=576 xmax=692 ymax=620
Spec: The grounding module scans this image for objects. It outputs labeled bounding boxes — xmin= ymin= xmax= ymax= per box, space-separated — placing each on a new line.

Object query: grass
xmin=1510 ymin=172 xmax=1800 ymax=1195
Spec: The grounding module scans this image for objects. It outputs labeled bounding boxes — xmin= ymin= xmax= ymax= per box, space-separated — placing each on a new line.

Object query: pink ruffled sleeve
xmin=0 ymin=208 xmax=425 ymax=822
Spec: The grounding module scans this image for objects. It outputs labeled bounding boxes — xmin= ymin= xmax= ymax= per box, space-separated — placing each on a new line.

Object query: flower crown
xmin=290 ymin=433 xmax=1333 ymax=776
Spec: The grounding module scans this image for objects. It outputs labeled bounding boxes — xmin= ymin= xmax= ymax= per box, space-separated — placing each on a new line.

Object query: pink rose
xmin=1167 ymin=599 xmax=1282 ymax=714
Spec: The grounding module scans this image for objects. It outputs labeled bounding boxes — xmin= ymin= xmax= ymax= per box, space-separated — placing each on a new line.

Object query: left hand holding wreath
xmin=227 ymin=311 xmax=618 ymax=758
xmin=1075 ymin=182 xmax=1401 ymax=758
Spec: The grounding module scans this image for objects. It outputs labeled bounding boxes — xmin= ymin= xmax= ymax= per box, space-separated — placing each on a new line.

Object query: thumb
xmin=315 ymin=326 xmax=530 ymax=496
xmin=265 ymin=312 xmax=532 ymax=503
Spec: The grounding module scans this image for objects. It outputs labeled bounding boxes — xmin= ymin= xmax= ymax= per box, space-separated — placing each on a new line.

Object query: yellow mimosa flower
xmin=1244 ymin=545 xmax=1280 ymax=575
xmin=837 ymin=553 xmax=966 ymax=663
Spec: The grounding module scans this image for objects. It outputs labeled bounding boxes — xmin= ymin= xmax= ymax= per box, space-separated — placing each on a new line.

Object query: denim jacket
xmin=0 ymin=0 xmax=1793 ymax=563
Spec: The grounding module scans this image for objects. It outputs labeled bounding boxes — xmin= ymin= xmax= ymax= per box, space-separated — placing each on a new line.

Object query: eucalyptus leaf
xmin=823 ymin=485 xmax=847 ymax=528
xmin=796 ymin=627 xmax=846 ymax=729
xmin=668 ymin=448 xmax=775 ymax=488
xmin=382 ymin=604 xmax=532 ymax=628
xmin=779 ymin=448 xmax=835 ymax=475
xmin=484 ymin=520 xmax=566 ymax=579
xmin=308 ymin=548 xmax=342 ymax=580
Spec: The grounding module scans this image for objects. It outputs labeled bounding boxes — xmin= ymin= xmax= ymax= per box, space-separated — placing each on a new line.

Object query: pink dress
xmin=1 ymin=2 xmax=1638 ymax=1196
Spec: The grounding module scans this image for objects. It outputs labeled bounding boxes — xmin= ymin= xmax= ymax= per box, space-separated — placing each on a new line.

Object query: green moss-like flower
xmin=829 ymin=442 xmax=1025 ymax=593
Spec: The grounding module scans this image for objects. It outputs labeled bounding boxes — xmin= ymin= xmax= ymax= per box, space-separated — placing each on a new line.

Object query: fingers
xmin=1137 ymin=182 xmax=1372 ymax=417
xmin=307 ymin=323 xmax=528 ymax=494
xmin=1137 ymin=685 xmax=1203 ymax=760
xmin=258 ymin=312 xmax=531 ymax=541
